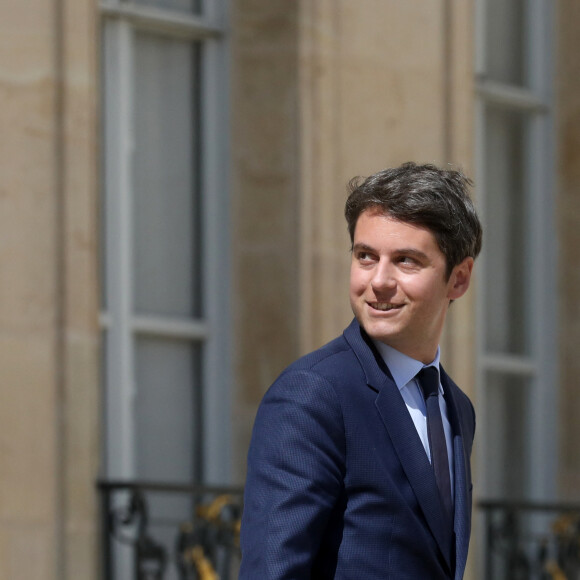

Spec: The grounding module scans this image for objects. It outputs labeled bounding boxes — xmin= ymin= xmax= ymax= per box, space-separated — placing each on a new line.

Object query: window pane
xmin=134 ymin=337 xmax=202 ymax=482
xmin=483 ymin=105 xmax=531 ymax=355
xmin=485 ymin=0 xmax=528 ymax=85
xmin=484 ymin=372 xmax=531 ymax=498
xmin=132 ymin=32 xmax=202 ymax=318
xmin=129 ymin=0 xmax=202 ymax=15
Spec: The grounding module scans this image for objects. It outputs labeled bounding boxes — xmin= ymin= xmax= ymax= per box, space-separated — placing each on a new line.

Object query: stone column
xmin=59 ymin=0 xmax=100 ymax=577
xmin=556 ymin=0 xmax=580 ymax=499
xmin=0 ymin=0 xmax=100 ymax=577
xmin=230 ymin=0 xmax=302 ymax=482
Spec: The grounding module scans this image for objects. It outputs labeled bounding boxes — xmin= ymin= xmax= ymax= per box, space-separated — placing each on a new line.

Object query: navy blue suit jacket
xmin=240 ymin=319 xmax=475 ymax=579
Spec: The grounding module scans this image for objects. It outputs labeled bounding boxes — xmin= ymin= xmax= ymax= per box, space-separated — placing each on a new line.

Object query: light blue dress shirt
xmin=373 ymin=340 xmax=455 ymax=498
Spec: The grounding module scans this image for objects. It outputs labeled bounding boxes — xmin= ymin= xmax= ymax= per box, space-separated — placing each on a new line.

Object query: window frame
xmin=475 ymin=0 xmax=557 ymax=501
xmin=99 ymin=0 xmax=232 ymax=485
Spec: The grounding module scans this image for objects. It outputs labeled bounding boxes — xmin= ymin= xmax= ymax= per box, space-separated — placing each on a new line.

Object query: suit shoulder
xmin=279 ymin=334 xmax=361 ymax=382
xmin=258 ymin=334 xmax=364 ymax=410
xmin=249 ymin=336 xmax=350 ymax=472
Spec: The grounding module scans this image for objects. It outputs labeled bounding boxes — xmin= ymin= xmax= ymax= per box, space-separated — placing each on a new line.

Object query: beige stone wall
xmin=0 ymin=0 xmax=100 ymax=577
xmin=556 ymin=0 xmax=580 ymax=499
xmin=60 ymin=1 xmax=100 ymax=577
xmin=230 ymin=0 xmax=302 ymax=482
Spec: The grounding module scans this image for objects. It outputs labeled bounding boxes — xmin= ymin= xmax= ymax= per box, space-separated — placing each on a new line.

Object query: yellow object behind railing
xmin=197 ymin=494 xmax=234 ymax=522
xmin=186 ymin=545 xmax=219 ymax=580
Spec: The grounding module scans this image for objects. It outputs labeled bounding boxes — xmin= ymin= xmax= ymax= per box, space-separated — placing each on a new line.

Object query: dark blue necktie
xmin=418 ymin=366 xmax=454 ymax=525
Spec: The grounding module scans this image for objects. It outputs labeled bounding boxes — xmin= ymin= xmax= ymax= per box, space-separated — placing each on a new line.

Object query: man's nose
xmin=371 ymin=261 xmax=396 ymax=292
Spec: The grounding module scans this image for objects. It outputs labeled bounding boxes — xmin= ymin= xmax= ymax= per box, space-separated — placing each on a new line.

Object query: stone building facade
xmin=0 ymin=1 xmax=578 ymax=578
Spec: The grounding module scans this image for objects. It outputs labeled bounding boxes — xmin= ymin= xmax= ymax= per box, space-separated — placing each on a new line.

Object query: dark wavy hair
xmin=345 ymin=162 xmax=483 ymax=279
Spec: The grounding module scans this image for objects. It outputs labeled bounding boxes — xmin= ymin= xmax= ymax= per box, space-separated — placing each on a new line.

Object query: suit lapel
xmin=441 ymin=371 xmax=471 ymax=579
xmin=344 ymin=321 xmax=453 ymax=571
xmin=374 ymin=380 xmax=453 ymax=571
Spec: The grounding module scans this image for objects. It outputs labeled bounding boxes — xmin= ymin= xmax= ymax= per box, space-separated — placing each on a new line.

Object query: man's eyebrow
xmin=394 ymin=248 xmax=430 ymax=261
xmin=352 ymin=242 xmax=375 ymax=253
xmin=352 ymin=243 xmax=429 ymax=261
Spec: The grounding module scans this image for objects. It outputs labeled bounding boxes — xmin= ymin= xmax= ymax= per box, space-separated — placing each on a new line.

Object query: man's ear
xmin=447 ymin=257 xmax=474 ymax=300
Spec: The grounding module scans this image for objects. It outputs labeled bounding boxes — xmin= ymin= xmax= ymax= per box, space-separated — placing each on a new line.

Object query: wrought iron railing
xmin=479 ymin=499 xmax=580 ymax=580
xmin=99 ymin=484 xmax=580 ymax=579
xmin=98 ymin=480 xmax=243 ymax=580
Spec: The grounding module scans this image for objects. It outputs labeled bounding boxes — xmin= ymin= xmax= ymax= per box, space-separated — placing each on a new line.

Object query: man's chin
xmin=359 ymin=319 xmax=399 ymax=343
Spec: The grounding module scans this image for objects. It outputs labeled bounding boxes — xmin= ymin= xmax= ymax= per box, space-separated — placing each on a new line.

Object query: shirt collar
xmin=372 ymin=340 xmax=442 ymax=393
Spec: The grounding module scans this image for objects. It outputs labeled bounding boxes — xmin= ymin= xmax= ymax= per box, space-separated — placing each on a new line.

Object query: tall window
xmin=475 ymin=0 xmax=556 ymax=500
xmin=100 ymin=0 xmax=231 ymax=488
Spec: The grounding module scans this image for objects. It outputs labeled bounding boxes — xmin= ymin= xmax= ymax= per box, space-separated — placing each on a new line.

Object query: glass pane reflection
xmin=134 ymin=337 xmax=201 ymax=483
xmin=485 ymin=0 xmax=528 ymax=86
xmin=483 ymin=104 xmax=531 ymax=355
xmin=484 ymin=372 xmax=531 ymax=499
xmin=132 ymin=32 xmax=202 ymax=318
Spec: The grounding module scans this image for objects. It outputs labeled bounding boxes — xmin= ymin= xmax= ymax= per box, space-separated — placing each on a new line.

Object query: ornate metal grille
xmin=479 ymin=499 xmax=580 ymax=580
xmin=99 ymin=481 xmax=243 ymax=580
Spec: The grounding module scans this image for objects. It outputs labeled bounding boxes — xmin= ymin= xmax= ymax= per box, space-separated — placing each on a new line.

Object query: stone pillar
xmin=60 ymin=0 xmax=100 ymax=577
xmin=556 ymin=0 xmax=580 ymax=499
xmin=230 ymin=0 xmax=302 ymax=482
xmin=0 ymin=0 xmax=99 ymax=577
xmin=0 ymin=2 xmax=61 ymax=576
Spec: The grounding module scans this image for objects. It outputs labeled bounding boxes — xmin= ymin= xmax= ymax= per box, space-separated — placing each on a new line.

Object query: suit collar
xmin=343 ymin=319 xmax=469 ymax=576
xmin=373 ymin=339 xmax=426 ymax=391
xmin=343 ymin=318 xmax=393 ymax=390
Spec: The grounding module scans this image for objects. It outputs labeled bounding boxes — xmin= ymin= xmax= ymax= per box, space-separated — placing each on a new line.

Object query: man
xmin=240 ymin=162 xmax=483 ymax=579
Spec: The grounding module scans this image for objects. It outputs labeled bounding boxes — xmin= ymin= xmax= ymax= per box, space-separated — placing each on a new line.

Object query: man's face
xmin=349 ymin=209 xmax=473 ymax=363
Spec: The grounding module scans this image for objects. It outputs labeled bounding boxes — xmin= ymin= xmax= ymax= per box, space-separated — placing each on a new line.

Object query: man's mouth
xmin=369 ymin=302 xmax=402 ymax=312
